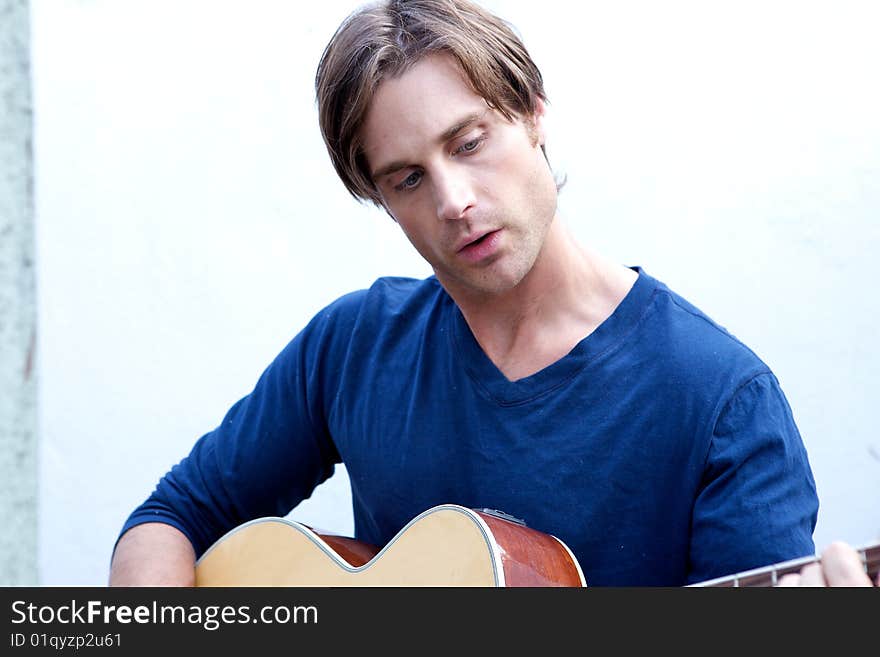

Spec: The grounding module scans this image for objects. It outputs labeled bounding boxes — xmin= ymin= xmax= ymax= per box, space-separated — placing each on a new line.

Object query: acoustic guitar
xmin=194 ymin=503 xmax=880 ymax=587
xmin=195 ymin=504 xmax=584 ymax=586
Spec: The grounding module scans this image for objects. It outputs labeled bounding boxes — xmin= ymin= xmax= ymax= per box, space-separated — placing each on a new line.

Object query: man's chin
xmin=436 ymin=263 xmax=530 ymax=300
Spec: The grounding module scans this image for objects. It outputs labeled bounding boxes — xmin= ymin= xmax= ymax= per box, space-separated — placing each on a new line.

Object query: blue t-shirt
xmin=120 ymin=267 xmax=818 ymax=586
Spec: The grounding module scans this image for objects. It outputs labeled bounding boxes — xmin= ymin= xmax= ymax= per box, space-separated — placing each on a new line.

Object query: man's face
xmin=361 ymin=54 xmax=558 ymax=299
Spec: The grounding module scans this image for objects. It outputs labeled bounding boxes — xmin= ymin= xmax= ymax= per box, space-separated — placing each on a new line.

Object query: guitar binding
xmin=475 ymin=508 xmax=527 ymax=527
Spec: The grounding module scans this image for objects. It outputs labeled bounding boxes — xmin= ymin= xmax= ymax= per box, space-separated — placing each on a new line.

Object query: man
xmin=110 ymin=0 xmax=820 ymax=586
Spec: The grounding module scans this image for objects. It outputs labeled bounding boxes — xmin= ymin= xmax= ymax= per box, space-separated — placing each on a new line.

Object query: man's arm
xmin=108 ymin=523 xmax=197 ymax=586
xmin=109 ymin=292 xmax=362 ymax=586
xmin=688 ymin=373 xmax=819 ymax=583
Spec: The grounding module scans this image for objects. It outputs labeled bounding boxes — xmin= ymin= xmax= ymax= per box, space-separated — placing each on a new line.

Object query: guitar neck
xmin=692 ymin=541 xmax=880 ymax=587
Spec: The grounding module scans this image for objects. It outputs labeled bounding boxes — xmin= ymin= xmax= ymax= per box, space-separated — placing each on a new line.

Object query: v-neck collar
xmin=446 ymin=266 xmax=658 ymax=405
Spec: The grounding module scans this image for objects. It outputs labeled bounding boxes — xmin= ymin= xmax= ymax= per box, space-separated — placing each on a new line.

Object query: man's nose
xmin=434 ymin=166 xmax=475 ymax=221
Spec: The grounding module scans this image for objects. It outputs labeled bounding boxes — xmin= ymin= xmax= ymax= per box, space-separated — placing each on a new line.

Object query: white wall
xmin=31 ymin=0 xmax=879 ymax=585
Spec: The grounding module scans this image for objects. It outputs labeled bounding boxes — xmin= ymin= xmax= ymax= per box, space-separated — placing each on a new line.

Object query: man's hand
xmin=776 ymin=541 xmax=876 ymax=587
xmin=109 ymin=522 xmax=197 ymax=586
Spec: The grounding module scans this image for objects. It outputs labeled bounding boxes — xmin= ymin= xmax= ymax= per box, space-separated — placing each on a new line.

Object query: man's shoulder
xmin=286 ymin=275 xmax=446 ymax=365
xmin=318 ymin=275 xmax=445 ymax=324
xmin=366 ymin=274 xmax=444 ymax=300
xmin=639 ymin=269 xmax=771 ymax=376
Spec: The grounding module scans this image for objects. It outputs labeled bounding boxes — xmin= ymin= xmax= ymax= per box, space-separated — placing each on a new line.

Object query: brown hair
xmin=315 ymin=0 xmax=550 ymax=205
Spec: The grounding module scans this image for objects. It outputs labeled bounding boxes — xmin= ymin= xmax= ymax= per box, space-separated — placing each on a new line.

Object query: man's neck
xmin=448 ymin=218 xmax=637 ymax=382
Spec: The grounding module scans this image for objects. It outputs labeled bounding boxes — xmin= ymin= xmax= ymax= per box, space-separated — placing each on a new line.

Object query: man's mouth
xmin=456 ymin=229 xmax=498 ymax=253
xmin=455 ymin=229 xmax=503 ymax=263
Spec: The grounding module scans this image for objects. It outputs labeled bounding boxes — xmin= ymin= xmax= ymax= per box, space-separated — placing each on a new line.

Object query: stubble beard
xmin=431 ymin=164 xmax=558 ymax=300
xmin=436 ymin=207 xmax=553 ymax=301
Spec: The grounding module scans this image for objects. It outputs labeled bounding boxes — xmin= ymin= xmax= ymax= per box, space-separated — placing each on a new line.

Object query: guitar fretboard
xmin=691 ymin=541 xmax=880 ymax=587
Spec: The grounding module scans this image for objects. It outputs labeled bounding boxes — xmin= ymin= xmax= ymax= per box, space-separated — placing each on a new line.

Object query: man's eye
xmin=396 ymin=171 xmax=422 ymax=191
xmin=455 ymin=136 xmax=484 ymax=155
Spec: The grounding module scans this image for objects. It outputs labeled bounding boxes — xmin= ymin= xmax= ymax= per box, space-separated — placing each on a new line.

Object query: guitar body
xmin=195 ymin=504 xmax=586 ymax=587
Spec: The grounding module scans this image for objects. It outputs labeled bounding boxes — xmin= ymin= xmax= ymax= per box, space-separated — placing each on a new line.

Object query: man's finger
xmin=820 ymin=541 xmax=872 ymax=587
xmin=792 ymin=562 xmax=826 ymax=586
xmin=776 ymin=573 xmax=801 ymax=587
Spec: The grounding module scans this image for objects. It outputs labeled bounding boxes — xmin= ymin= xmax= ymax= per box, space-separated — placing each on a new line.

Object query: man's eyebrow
xmin=438 ymin=111 xmax=484 ymax=144
xmin=370 ymin=110 xmax=487 ymax=180
xmin=371 ymin=159 xmax=410 ymax=181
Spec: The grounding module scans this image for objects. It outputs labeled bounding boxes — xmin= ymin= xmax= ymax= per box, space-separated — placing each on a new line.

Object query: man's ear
xmin=529 ymin=96 xmax=548 ymax=147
